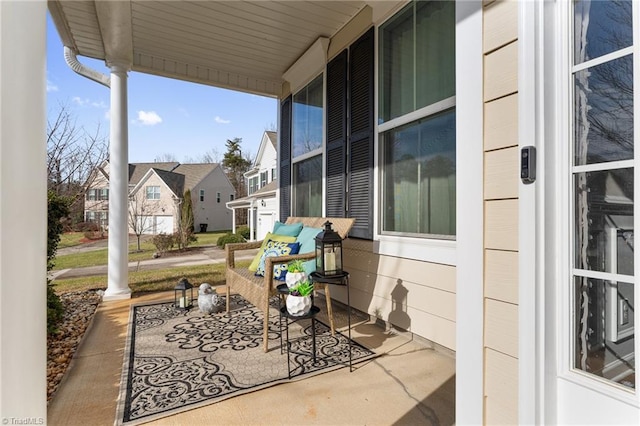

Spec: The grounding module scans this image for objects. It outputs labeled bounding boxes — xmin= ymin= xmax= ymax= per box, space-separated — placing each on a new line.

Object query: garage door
xmin=154 ymin=216 xmax=174 ymax=234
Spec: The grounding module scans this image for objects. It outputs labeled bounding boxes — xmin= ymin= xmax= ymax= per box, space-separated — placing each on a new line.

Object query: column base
xmin=103 ymin=290 xmax=132 ymax=301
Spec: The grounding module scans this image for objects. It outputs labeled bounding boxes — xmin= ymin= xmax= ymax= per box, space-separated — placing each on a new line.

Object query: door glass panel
xmin=571 ymin=0 xmax=635 ymax=391
xmin=574 ymin=55 xmax=634 ymax=165
xmin=574 ymin=277 xmax=635 ymax=389
xmin=574 ymin=169 xmax=634 ymax=273
xmin=574 ymin=0 xmax=633 ymax=65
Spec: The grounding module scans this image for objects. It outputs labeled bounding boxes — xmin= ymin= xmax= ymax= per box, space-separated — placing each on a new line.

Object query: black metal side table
xmin=309 ymin=271 xmax=352 ymax=372
xmin=280 ymin=304 xmax=320 ymax=379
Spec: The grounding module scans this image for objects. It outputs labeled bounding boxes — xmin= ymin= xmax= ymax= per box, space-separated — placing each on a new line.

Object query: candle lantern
xmin=315 ymin=221 xmax=343 ymax=277
xmin=174 ymin=278 xmax=194 ymax=310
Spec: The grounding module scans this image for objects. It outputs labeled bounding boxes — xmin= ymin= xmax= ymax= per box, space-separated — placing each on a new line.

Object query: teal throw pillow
xmin=255 ymin=240 xmax=300 ymax=278
xmin=295 ymin=226 xmax=323 ymax=254
xmin=273 ymin=221 xmax=303 ymax=237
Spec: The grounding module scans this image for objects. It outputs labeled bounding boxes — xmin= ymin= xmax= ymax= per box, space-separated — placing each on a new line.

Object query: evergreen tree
xmin=177 ymin=189 xmax=195 ymax=249
xmin=222 ymin=137 xmax=252 ymax=226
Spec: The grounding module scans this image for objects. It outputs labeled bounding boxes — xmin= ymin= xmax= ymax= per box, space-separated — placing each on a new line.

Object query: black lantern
xmin=174 ymin=278 xmax=194 ymax=310
xmin=315 ymin=221 xmax=343 ymax=276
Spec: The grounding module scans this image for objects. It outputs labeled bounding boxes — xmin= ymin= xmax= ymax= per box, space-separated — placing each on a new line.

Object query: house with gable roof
xmin=85 ymin=161 xmax=235 ymax=234
xmin=227 ymin=131 xmax=278 ymax=241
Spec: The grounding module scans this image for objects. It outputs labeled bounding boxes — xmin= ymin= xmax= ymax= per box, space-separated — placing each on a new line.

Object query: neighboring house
xmin=85 ymin=161 xmax=235 ymax=234
xmin=227 ymin=131 xmax=278 ymax=240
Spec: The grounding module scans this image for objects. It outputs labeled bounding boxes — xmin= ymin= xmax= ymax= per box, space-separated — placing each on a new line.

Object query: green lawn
xmin=51 ymin=260 xmax=251 ymax=295
xmin=58 ymin=232 xmax=92 ymax=248
xmin=52 ymin=232 xmax=228 ymax=270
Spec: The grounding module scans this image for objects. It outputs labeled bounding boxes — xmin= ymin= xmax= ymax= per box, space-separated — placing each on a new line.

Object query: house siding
xmin=129 ymin=172 xmax=179 ymax=234
xmin=483 ymin=0 xmax=519 ymax=424
xmin=192 ymin=166 xmax=234 ymax=232
xmin=84 ymin=171 xmax=110 ymax=219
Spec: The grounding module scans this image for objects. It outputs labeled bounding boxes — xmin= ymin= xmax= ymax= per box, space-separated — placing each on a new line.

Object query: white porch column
xmin=231 ymin=208 xmax=237 ymax=233
xmin=249 ymin=201 xmax=256 ymax=241
xmin=104 ymin=62 xmax=132 ymax=300
xmin=0 ymin=1 xmax=47 ymax=419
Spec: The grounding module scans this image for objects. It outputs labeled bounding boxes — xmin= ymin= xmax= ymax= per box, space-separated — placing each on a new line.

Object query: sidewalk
xmin=50 ymin=246 xmax=258 ymax=280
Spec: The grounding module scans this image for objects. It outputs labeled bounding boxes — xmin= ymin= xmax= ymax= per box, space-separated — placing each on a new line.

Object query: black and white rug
xmin=116 ymin=294 xmax=375 ymax=425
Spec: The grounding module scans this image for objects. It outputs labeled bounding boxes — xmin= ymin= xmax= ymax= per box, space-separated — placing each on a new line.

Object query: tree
xmin=128 ymin=194 xmax=159 ymax=251
xmin=222 ymin=137 xmax=253 ymax=225
xmin=153 ymin=153 xmax=178 ymax=162
xmin=177 ymin=189 xmax=195 ymax=249
xmin=47 ymin=103 xmax=108 ymax=225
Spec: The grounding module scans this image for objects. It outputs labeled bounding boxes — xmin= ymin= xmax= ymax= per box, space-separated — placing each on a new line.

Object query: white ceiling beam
xmin=94 ymin=0 xmax=133 ymax=66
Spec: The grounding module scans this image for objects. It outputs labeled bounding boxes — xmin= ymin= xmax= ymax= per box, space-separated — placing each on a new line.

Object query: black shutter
xmin=347 ymin=27 xmax=374 ymax=239
xmin=279 ymin=96 xmax=292 ymax=222
xmin=325 ymin=49 xmax=348 ymax=218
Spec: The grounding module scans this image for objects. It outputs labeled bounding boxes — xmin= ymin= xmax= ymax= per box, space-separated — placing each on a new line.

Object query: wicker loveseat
xmin=225 ymin=216 xmax=355 ymax=352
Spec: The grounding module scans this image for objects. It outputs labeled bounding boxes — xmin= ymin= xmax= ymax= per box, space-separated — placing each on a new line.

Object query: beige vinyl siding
xmin=483 ymin=0 xmax=519 ymax=424
xmin=339 ymin=239 xmax=457 ymax=351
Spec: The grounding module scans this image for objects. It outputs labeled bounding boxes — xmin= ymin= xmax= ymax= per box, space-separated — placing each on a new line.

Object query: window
xmin=260 ymin=171 xmax=268 ymax=188
xmin=271 ymin=168 xmax=276 ymax=181
xmin=292 ymin=75 xmax=324 ymax=216
xmin=248 ymin=176 xmax=259 ymax=195
xmin=216 ymin=192 xmax=221 ymax=203
xmin=293 ymin=156 xmax=322 ymax=217
xmin=230 ymin=194 xmax=235 ymax=201
xmin=293 ymin=74 xmax=323 ymax=157
xmin=199 ymin=189 xmax=205 ymax=202
xmin=85 ymin=211 xmax=108 ymax=230
xmin=379 ymin=0 xmax=456 ymax=238
xmin=146 ymin=186 xmax=160 ymax=200
xmin=99 ymin=188 xmax=109 ymax=201
xmin=86 ymin=189 xmax=97 ymax=201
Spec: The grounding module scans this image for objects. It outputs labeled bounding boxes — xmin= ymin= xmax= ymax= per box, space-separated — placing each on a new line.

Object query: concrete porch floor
xmin=47 ymin=290 xmax=455 ymax=425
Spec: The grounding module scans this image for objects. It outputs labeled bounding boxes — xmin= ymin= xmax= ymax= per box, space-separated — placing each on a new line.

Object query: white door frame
xmin=530 ymin=0 xmax=640 ymax=423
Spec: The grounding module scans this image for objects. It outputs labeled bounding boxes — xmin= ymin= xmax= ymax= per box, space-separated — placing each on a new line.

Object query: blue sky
xmin=46 ymin=14 xmax=277 ymax=164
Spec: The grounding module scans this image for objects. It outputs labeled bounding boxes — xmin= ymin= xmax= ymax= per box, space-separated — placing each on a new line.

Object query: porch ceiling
xmin=48 ymin=0 xmax=367 ymax=98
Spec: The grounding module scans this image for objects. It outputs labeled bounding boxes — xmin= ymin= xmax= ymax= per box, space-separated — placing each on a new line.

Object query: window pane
xmin=574 ymin=0 xmax=633 ymax=65
xmin=382 ymin=109 xmax=456 ymax=236
xmin=416 ymin=0 xmax=455 ymax=109
xmin=293 ymin=155 xmax=322 ymax=217
xmin=573 ymin=277 xmax=635 ymax=389
xmin=574 ymin=169 xmax=634 ymax=274
xmin=379 ymin=4 xmax=414 ymax=122
xmin=293 ymin=75 xmax=323 ymax=157
xmin=379 ymin=0 xmax=455 ymax=123
xmin=574 ymin=56 xmax=634 ymax=165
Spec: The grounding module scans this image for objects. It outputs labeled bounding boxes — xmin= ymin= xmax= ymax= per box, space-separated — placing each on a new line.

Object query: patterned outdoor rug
xmin=115 ymin=294 xmax=376 ymax=425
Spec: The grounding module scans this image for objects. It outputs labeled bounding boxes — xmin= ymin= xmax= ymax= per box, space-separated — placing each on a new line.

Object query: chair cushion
xmin=255 ymin=240 xmax=301 ymax=278
xmin=273 ymin=221 xmax=304 ymax=237
xmin=248 ymin=232 xmax=297 ymax=271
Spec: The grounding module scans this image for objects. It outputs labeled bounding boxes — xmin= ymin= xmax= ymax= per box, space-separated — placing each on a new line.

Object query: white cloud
xmin=134 ymin=110 xmax=163 ymax=126
xmin=47 ymin=80 xmax=59 ymax=92
xmin=214 ymin=116 xmax=230 ymax=124
xmin=72 ymin=97 xmax=107 ymax=109
xmin=72 ymin=96 xmax=89 ymax=106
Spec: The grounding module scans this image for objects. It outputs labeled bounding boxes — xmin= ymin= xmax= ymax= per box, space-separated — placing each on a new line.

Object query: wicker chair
xmin=225 ymin=217 xmax=355 ymax=352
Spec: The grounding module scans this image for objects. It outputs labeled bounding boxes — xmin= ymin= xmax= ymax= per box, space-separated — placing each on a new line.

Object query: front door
xmin=550 ymin=0 xmax=640 ymax=422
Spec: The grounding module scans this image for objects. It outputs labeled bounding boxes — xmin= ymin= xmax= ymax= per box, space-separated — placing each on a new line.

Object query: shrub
xmin=48 ymin=191 xmax=70 ymax=335
xmin=236 ymin=225 xmax=250 ymax=239
xmin=74 ymin=221 xmax=99 ymax=233
xmin=217 ymin=232 xmax=246 ymax=248
xmin=152 ymin=233 xmax=175 ymax=253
